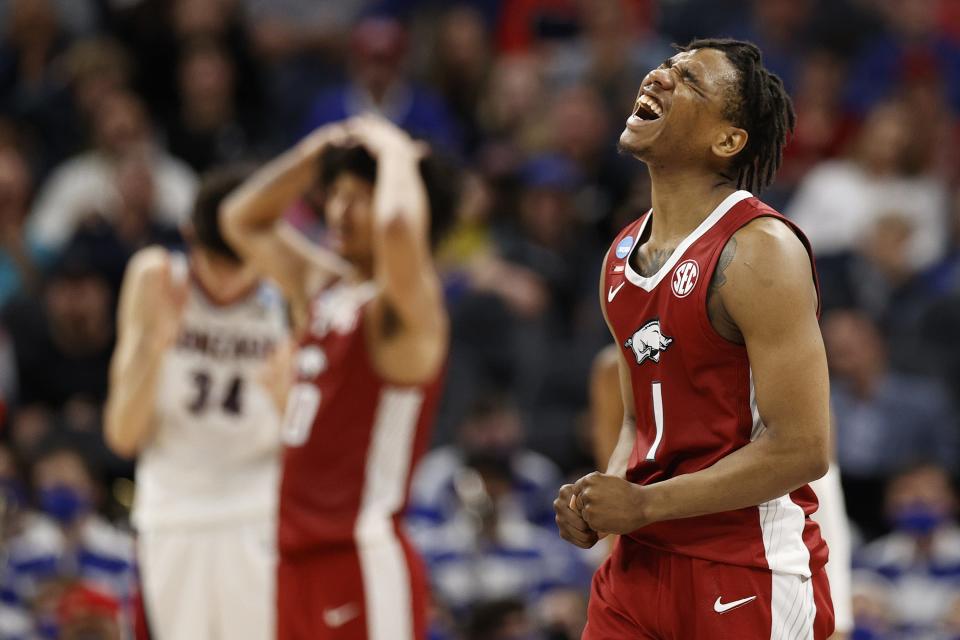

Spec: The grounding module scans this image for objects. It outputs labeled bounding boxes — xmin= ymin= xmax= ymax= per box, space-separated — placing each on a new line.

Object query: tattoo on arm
xmin=709 ymin=237 xmax=737 ymax=291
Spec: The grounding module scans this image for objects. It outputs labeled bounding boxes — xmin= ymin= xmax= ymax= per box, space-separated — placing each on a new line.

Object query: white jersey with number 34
xmin=133 ymin=258 xmax=289 ymax=531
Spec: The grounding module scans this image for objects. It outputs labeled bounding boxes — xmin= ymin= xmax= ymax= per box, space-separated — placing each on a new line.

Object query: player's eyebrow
xmin=681 ymin=66 xmax=703 ymax=88
xmin=661 ymin=57 xmax=703 ymax=89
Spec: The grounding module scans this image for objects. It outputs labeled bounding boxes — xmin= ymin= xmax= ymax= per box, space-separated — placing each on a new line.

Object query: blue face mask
xmin=891 ymin=503 xmax=946 ymax=537
xmin=38 ymin=484 xmax=89 ymax=525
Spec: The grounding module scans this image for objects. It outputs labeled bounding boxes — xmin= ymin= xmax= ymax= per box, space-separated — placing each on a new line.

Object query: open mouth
xmin=633 ymin=93 xmax=663 ymax=121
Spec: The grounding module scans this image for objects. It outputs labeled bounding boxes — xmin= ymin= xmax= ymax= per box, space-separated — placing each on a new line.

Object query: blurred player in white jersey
xmin=105 ymin=167 xmax=289 ymax=639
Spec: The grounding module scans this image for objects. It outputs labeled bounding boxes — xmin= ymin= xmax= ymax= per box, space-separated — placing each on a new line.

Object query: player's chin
xmin=617 ymin=128 xmax=649 ymax=158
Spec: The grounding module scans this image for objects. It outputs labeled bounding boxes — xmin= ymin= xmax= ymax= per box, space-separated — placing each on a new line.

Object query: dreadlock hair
xmin=677 ymin=38 xmax=796 ymax=194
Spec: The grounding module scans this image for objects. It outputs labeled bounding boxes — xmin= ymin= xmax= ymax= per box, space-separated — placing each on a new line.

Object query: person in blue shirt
xmin=1 ymin=437 xmax=138 ymax=639
xmin=824 ymin=309 xmax=959 ymax=538
xmin=853 ymin=463 xmax=960 ymax=638
xmin=302 ymin=15 xmax=460 ymax=153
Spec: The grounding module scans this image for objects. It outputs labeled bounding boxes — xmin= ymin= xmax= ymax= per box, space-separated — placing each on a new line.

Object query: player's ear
xmin=712 ymin=126 xmax=748 ymax=160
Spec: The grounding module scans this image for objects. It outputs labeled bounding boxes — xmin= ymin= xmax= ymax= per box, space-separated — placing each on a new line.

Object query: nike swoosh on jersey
xmin=323 ymin=603 xmax=360 ymax=628
xmin=713 ymin=595 xmax=757 ymax=614
xmin=607 ymin=281 xmax=626 ymax=303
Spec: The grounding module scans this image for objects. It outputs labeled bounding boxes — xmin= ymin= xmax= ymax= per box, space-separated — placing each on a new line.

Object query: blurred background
xmin=0 ymin=0 xmax=959 ymax=638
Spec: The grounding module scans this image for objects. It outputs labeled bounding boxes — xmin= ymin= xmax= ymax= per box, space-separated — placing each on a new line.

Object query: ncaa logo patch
xmin=615 ymin=236 xmax=634 ymax=259
xmin=672 ymin=259 xmax=699 ymax=298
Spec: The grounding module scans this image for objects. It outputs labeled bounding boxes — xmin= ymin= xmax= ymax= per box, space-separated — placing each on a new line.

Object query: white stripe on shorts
xmin=770 ymin=571 xmax=816 ymax=640
xmin=354 ymin=387 xmax=424 ymax=640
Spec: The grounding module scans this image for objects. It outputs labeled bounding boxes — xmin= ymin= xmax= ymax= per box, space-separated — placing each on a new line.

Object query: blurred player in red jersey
xmin=554 ymin=39 xmax=836 ymax=639
xmin=222 ymin=115 xmax=457 ymax=640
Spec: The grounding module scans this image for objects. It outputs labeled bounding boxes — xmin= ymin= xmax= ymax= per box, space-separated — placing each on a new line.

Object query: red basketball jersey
xmin=278 ymin=280 xmax=444 ymax=556
xmin=602 ymin=190 xmax=828 ymax=577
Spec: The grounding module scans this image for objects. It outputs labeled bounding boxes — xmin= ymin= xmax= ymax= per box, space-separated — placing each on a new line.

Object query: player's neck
xmin=190 ymin=249 xmax=258 ymax=305
xmin=648 ymin=168 xmax=738 ymax=242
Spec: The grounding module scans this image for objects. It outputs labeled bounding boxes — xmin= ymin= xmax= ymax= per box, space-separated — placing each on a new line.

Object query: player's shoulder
xmin=717 ymin=213 xmax=817 ymax=320
xmin=727 ymin=214 xmax=810 ymax=279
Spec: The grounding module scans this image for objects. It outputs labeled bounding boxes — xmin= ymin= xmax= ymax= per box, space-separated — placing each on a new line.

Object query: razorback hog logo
xmin=624 ymin=319 xmax=673 ymax=366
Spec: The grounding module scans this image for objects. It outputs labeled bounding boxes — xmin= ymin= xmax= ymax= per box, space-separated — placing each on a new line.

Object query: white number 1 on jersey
xmin=645 ymin=381 xmax=664 ymax=461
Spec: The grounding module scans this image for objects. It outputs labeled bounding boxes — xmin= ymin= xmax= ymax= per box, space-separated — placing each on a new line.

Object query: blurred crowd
xmin=0 ymin=0 xmax=959 ymax=638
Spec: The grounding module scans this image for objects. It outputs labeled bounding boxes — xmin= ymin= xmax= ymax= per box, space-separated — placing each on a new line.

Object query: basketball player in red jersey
xmin=554 ymin=39 xmax=836 ymax=639
xmin=221 ymin=115 xmax=456 ymax=640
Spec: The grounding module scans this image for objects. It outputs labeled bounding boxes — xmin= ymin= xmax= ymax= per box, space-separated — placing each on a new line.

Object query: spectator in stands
xmin=543 ymin=0 xmax=669 ymax=119
xmin=463 ymin=598 xmax=534 ymax=640
xmin=1 ymin=438 xmax=137 ymax=638
xmin=242 ymin=0 xmax=361 ymax=63
xmin=824 ymin=309 xmax=959 ymax=537
xmin=775 ymin=50 xmax=857 ymax=199
xmin=303 ymin=15 xmax=460 ymax=151
xmin=410 ymin=392 xmax=562 ymax=531
xmin=47 ymin=38 xmax=135 ymax=171
xmin=787 ymin=100 xmax=950 ymax=272
xmin=541 ymin=84 xmax=632 ymax=235
xmin=0 ymin=145 xmax=48 ymax=309
xmin=496 ymin=155 xmax=605 ymax=460
xmin=476 ymin=54 xmax=545 ymax=149
xmin=853 ymin=463 xmax=960 ymax=637
xmin=429 ymin=5 xmax=493 ymax=154
xmin=849 ymin=572 xmax=896 ymax=640
xmin=0 ymin=440 xmax=24 ymax=539
xmin=240 ymin=0 xmax=359 ymax=146
xmin=55 ymin=583 xmax=123 ymax=640
xmin=0 ymin=0 xmax=78 ymax=176
xmin=66 ymin=150 xmax=183 ymax=294
xmin=165 ymin=38 xmax=260 ymax=173
xmin=0 ymin=0 xmax=67 ymax=122
xmin=104 ymin=0 xmax=262 ymax=130
xmin=2 ymin=242 xmax=114 ymax=456
xmin=413 ymin=443 xmax=592 ymax=616
xmin=495 ymin=0 xmax=580 ymax=54
xmin=919 ymin=190 xmax=960 ymax=405
xmin=845 ymin=0 xmax=960 ymax=114
xmin=0 ymin=443 xmax=31 ymax=640
xmin=725 ymin=0 xmax=815 ymax=93
xmin=439 ymin=155 xmax=604 ymax=463
xmin=27 ymin=89 xmax=196 ymax=252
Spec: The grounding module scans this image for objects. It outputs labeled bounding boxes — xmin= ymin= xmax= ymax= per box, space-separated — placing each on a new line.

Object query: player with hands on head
xmin=105 ymin=167 xmax=289 ymax=640
xmin=222 ymin=114 xmax=457 ymax=640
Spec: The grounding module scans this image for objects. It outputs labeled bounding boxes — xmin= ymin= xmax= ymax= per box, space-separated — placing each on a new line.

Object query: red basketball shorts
xmin=583 ymin=536 xmax=834 ymax=639
xmin=276 ymin=535 xmax=428 ymax=640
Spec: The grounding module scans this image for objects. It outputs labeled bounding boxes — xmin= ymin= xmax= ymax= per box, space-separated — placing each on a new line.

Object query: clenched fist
xmin=572 ymin=472 xmax=654 ymax=535
xmin=554 ymin=484 xmax=599 ymax=549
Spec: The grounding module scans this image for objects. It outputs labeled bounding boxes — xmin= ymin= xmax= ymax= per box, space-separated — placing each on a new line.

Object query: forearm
xmin=104 ymin=338 xmax=167 ymax=458
xmin=645 ymin=427 xmax=828 ymax=523
xmin=373 ymin=147 xmax=427 ymax=236
xmin=605 ymin=418 xmax=637 ymax=478
xmin=222 ymin=141 xmax=318 ymax=237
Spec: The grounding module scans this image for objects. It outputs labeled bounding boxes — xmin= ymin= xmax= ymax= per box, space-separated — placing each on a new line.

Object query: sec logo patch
xmin=672 ymin=259 xmax=699 ymax=298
